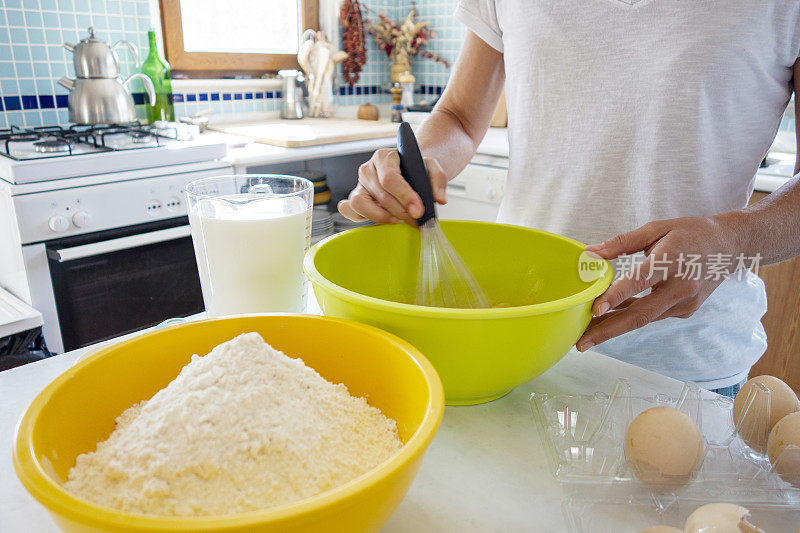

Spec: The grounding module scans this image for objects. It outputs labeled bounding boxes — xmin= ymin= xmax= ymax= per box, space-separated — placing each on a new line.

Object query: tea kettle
xmin=63 ymin=26 xmax=138 ymax=78
xmin=59 ymin=27 xmax=155 ymax=124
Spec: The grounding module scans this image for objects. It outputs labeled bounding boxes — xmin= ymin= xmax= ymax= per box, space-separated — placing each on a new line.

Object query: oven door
xmin=46 ymin=218 xmax=204 ymax=351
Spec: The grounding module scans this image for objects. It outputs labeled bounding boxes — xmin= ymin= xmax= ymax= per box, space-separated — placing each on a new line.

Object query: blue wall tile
xmin=5 ymin=10 xmax=26 ymax=27
xmin=4 ymin=96 xmax=22 ymax=110
xmin=1 ymin=0 xmax=152 ymax=127
xmin=15 ymin=62 xmax=33 ymax=76
xmin=21 ymin=94 xmax=38 ymax=109
xmin=18 ymin=78 xmax=35 ymax=92
xmin=23 ymin=10 xmax=44 ymax=29
xmin=1 ymin=78 xmax=20 ymax=93
xmin=38 ymin=93 xmax=54 ymax=108
xmin=10 ymin=27 xmax=28 ymax=43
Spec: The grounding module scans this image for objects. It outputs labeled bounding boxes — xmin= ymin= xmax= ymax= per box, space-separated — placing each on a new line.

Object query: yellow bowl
xmin=13 ymin=315 xmax=444 ymax=533
xmin=304 ymin=221 xmax=613 ymax=405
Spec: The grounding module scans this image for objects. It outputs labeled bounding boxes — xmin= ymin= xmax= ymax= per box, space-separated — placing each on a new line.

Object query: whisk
xmin=397 ymin=122 xmax=490 ymax=309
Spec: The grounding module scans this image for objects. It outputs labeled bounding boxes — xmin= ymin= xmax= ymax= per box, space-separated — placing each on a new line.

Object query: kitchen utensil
xmin=308 ymin=36 xmax=332 ymax=118
xmin=299 ymin=31 xmax=343 ymax=118
xmin=304 ymin=220 xmax=612 ymax=404
xmin=63 ymin=26 xmax=138 ymax=78
xmin=297 ymin=33 xmax=314 ymax=75
xmin=57 ymin=74 xmax=155 ymax=124
xmin=396 ymin=122 xmax=489 ymax=309
xmin=279 ymin=69 xmax=304 ymax=120
xmin=13 ymin=314 xmax=444 ymax=533
xmin=185 ymin=175 xmax=314 ymax=316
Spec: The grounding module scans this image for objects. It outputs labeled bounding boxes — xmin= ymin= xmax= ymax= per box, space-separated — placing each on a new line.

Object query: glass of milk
xmin=185 ymin=175 xmax=313 ymax=316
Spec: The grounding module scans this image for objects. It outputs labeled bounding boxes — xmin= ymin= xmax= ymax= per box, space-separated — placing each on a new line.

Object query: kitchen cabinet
xmin=748 ymin=190 xmax=800 ymax=393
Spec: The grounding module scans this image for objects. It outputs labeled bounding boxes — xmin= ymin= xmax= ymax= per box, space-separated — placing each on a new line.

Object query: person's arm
xmin=576 ymin=58 xmax=800 ymax=352
xmin=338 ymin=31 xmax=505 ymax=224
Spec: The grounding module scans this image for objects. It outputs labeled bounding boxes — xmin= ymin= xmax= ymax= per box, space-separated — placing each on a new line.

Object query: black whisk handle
xmin=397 ymin=122 xmax=437 ymax=226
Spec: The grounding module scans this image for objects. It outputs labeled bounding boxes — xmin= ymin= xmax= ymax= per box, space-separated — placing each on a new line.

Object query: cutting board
xmin=209 ymin=118 xmax=399 ymax=148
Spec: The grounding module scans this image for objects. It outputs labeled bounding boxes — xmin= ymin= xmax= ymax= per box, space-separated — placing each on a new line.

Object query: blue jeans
xmin=709 ymin=379 xmax=747 ymax=398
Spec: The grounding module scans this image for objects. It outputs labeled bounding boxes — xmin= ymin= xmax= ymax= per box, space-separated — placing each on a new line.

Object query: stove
xmin=0 ymin=121 xmax=232 ymax=355
xmin=0 ymin=122 xmax=229 ymax=184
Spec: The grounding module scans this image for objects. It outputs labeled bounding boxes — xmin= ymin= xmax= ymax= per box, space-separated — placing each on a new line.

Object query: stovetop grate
xmin=0 ymin=123 xmax=180 ymax=161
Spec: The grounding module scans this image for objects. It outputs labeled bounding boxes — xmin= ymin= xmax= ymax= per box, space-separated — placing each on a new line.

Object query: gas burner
xmin=33 ymin=139 xmax=72 ymax=153
xmin=128 ymin=131 xmax=154 ymax=143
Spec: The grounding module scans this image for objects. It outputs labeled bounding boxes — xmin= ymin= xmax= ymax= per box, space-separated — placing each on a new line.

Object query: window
xmin=160 ymin=0 xmax=318 ymax=76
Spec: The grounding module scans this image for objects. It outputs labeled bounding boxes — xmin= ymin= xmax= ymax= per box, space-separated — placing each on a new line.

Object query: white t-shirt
xmin=456 ymin=0 xmax=799 ymax=388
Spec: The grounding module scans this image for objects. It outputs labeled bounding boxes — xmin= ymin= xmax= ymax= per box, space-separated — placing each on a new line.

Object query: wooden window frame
xmin=160 ymin=0 xmax=319 ymax=77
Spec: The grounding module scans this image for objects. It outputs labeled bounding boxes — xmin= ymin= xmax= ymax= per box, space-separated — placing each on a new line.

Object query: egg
xmin=684 ymin=503 xmax=764 ymax=533
xmin=638 ymin=527 xmax=682 ymax=533
xmin=624 ymin=406 xmax=704 ymax=487
xmin=733 ymin=375 xmax=799 ymax=452
xmin=766 ymin=410 xmax=800 ymax=487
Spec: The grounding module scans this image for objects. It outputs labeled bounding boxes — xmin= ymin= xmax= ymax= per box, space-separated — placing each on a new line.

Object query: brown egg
xmin=733 ymin=376 xmax=799 ymax=452
xmin=638 ymin=527 xmax=682 ymax=533
xmin=767 ymin=411 xmax=800 ymax=487
xmin=684 ymin=503 xmax=764 ymax=533
xmin=624 ymin=406 xmax=704 ymax=487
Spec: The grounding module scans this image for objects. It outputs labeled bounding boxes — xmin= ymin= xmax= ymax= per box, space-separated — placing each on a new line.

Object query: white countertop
xmin=4 ymin=300 xmax=800 ymax=532
xmin=0 ymin=336 xmax=668 ymax=532
xmin=209 ymin=113 xmax=510 ymax=169
xmin=212 ymin=119 xmax=794 ymax=195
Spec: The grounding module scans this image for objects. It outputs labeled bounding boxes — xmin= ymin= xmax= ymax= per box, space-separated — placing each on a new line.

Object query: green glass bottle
xmin=141 ymin=29 xmax=175 ymax=123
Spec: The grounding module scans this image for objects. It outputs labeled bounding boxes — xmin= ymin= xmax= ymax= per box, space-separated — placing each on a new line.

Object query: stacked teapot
xmin=58 ymin=27 xmax=155 ymax=124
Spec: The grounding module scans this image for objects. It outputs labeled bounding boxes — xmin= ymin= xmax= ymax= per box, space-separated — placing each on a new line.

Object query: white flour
xmin=64 ymin=332 xmax=403 ymax=517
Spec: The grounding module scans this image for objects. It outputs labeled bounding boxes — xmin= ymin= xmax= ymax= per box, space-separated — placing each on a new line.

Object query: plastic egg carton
xmin=560 ymin=498 xmax=800 ymax=533
xmin=529 ymin=379 xmax=800 ymax=508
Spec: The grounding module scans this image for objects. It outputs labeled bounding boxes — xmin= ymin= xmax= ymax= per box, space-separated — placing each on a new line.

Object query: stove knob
xmin=72 ymin=211 xmax=92 ymax=228
xmin=48 ymin=215 xmax=70 ymax=233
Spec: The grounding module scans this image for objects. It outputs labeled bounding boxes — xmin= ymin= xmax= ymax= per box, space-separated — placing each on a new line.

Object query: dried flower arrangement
xmin=367 ymin=5 xmax=450 ymax=71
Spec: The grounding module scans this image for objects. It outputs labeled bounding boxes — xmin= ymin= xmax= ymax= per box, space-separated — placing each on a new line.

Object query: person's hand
xmin=338 ymin=148 xmax=448 ymax=225
xmin=576 ymin=214 xmax=745 ymax=352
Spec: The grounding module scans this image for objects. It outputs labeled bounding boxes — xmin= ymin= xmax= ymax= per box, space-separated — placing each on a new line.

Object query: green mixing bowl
xmin=304 ymin=221 xmax=612 ymax=405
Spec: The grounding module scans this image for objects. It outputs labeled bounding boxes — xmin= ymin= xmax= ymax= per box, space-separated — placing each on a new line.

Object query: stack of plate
xmin=311 ymin=207 xmax=334 ymax=244
xmin=331 ymin=211 xmax=375 ymax=233
xmin=294 ymin=170 xmax=331 ymax=206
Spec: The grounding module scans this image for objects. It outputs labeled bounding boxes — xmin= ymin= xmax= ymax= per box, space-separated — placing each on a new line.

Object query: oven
xmin=6 ymin=164 xmax=231 ymax=353
xmin=42 ymin=219 xmax=203 ymax=351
